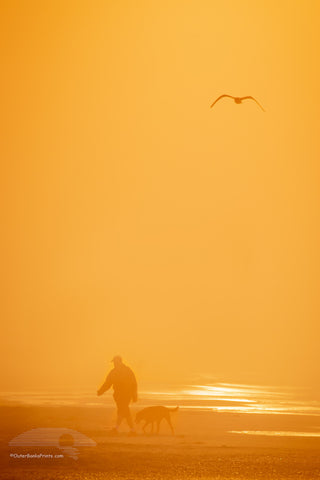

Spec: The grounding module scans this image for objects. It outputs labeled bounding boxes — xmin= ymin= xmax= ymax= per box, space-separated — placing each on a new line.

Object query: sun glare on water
xmin=139 ymin=383 xmax=320 ymax=417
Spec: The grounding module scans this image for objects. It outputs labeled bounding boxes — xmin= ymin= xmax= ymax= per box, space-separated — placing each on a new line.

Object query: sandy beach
xmin=1 ymin=404 xmax=319 ymax=480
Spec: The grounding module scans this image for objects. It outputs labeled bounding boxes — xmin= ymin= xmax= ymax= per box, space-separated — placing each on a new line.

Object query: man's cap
xmin=111 ymin=355 xmax=122 ymax=363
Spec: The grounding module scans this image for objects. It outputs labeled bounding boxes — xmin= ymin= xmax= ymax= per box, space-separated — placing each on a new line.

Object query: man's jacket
xmin=98 ymin=364 xmax=137 ymax=401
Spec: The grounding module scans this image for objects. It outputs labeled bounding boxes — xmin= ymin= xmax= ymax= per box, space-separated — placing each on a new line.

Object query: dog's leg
xmin=156 ymin=419 xmax=161 ymax=434
xmin=142 ymin=421 xmax=148 ymax=434
xmin=166 ymin=415 xmax=174 ymax=435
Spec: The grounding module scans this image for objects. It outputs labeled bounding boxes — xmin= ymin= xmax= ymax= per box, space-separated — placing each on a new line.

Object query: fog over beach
xmin=1 ymin=0 xmax=320 ymax=478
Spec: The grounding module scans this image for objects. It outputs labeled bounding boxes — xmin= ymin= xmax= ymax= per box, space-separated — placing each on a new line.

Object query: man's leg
xmin=113 ymin=398 xmax=124 ymax=432
xmin=115 ymin=397 xmax=135 ymax=433
xmin=124 ymin=404 xmax=134 ymax=430
xmin=116 ymin=408 xmax=124 ymax=429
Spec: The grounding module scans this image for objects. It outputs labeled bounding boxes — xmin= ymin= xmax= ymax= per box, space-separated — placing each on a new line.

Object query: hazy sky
xmin=1 ymin=1 xmax=320 ymax=392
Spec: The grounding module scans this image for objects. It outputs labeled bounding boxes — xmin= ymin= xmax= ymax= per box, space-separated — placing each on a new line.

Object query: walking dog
xmin=135 ymin=406 xmax=178 ymax=434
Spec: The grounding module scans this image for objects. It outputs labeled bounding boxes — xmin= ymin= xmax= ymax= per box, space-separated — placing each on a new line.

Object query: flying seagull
xmin=210 ymin=95 xmax=265 ymax=112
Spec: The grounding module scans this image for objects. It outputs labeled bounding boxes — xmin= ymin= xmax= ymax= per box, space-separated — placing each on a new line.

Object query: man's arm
xmin=97 ymin=370 xmax=113 ymax=396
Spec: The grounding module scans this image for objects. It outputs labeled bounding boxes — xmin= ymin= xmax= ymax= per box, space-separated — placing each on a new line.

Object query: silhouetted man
xmin=97 ymin=355 xmax=137 ymax=434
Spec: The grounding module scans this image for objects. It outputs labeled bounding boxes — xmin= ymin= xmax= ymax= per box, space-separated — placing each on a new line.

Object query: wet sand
xmin=1 ymin=405 xmax=320 ymax=479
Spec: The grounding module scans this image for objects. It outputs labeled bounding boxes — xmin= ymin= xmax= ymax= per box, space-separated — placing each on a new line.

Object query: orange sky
xmin=1 ymin=1 xmax=320 ymax=392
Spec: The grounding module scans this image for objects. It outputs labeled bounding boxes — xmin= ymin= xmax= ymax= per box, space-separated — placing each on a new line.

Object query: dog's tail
xmin=168 ymin=406 xmax=179 ymax=413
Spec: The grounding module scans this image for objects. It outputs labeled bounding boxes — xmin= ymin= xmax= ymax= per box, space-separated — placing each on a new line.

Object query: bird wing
xmin=210 ymin=94 xmax=235 ymax=108
xmin=240 ymin=96 xmax=265 ymax=112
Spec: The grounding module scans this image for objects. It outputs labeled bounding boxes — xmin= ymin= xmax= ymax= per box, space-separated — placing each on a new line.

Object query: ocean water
xmin=1 ymin=382 xmax=320 ymax=416
xmin=1 ymin=383 xmax=320 ymax=438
